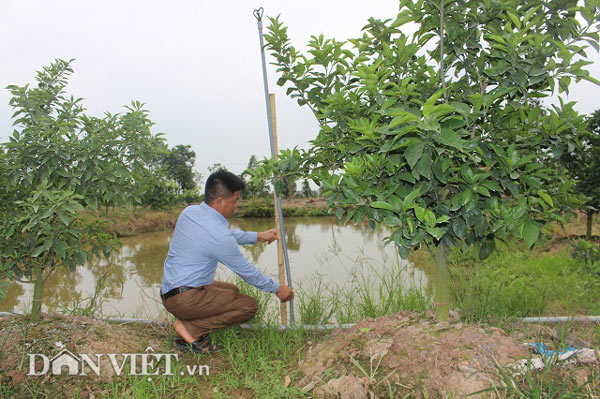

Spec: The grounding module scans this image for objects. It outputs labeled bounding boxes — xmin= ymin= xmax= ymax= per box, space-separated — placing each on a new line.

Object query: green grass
xmin=479 ymin=356 xmax=599 ymax=398
xmin=226 ymin=248 xmax=433 ymax=327
xmin=210 ymin=326 xmax=311 ymax=398
xmin=104 ymin=358 xmax=213 ymax=398
xmin=299 ymin=246 xmax=433 ymax=324
xmin=346 ymin=253 xmax=433 ymax=320
xmin=296 ymin=276 xmax=337 ymax=325
xmin=449 ymin=242 xmax=600 ymax=323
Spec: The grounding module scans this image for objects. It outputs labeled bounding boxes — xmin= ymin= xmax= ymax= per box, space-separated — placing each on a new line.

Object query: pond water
xmin=0 ymin=217 xmax=432 ymax=319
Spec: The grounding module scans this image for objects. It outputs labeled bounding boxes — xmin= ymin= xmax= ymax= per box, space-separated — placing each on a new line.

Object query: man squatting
xmin=160 ymin=170 xmax=294 ymax=353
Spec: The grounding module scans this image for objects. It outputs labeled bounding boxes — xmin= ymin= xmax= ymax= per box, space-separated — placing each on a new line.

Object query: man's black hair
xmin=204 ymin=169 xmax=246 ymax=204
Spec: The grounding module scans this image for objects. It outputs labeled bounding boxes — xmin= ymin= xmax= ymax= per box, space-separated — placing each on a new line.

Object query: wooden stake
xmin=270 ymin=93 xmax=288 ymax=325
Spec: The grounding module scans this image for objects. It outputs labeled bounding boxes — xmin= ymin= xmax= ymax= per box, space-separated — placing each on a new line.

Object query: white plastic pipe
xmin=520 ymin=316 xmax=600 ymax=323
xmin=3 ymin=313 xmax=600 ymax=328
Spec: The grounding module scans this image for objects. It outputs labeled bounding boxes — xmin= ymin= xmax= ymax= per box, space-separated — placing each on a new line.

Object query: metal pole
xmin=253 ymin=7 xmax=295 ymax=324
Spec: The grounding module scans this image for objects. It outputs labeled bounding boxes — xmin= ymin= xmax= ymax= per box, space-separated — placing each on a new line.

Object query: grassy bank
xmin=449 ymin=242 xmax=600 ymax=324
xmin=235 ymin=198 xmax=330 ymax=218
xmin=90 ymin=207 xmax=184 ymax=237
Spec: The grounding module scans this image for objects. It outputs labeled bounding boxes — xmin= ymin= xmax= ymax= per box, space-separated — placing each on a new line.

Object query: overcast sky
xmin=1 ymin=1 xmax=599 ymax=177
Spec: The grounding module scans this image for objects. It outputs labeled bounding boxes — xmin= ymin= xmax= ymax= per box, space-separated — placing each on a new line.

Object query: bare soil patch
xmin=298 ymin=311 xmax=598 ymax=398
xmin=0 ymin=313 xmax=214 ymax=397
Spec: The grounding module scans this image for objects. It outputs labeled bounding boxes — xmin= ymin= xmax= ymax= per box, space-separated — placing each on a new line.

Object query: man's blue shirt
xmin=161 ymin=202 xmax=279 ymax=294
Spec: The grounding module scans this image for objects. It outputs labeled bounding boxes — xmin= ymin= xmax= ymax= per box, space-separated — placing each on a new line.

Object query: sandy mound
xmin=298 ymin=311 xmax=530 ymax=398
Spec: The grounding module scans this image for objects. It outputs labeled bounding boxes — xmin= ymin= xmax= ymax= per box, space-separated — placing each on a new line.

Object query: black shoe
xmin=174 ymin=334 xmax=208 ymax=345
xmin=174 ymin=335 xmax=219 ymax=354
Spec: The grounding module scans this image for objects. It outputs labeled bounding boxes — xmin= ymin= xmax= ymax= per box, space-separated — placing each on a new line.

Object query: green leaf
xmin=537 ymin=191 xmax=553 ymax=208
xmin=425 ymin=226 xmax=444 ymax=239
xmin=528 ymin=64 xmax=545 ymax=77
xmin=468 ymin=93 xmax=484 ymax=111
xmin=522 ymin=219 xmax=540 ymax=248
xmin=462 ymin=190 xmax=473 ymax=207
xmin=389 ymin=112 xmax=418 ymax=128
xmin=370 ymin=201 xmax=395 ymax=212
xmin=506 ymin=11 xmax=522 ymax=29
xmin=451 ymin=101 xmax=471 ymax=118
xmin=424 ymin=209 xmax=437 ymax=227
xmin=423 ymin=89 xmax=446 ymax=117
xmin=433 ymin=160 xmax=448 ymax=183
xmin=31 ymin=245 xmax=46 ymax=258
xmin=475 ymin=185 xmax=490 ymax=197
xmin=581 ymin=75 xmax=600 ymax=86
xmin=414 ymin=206 xmax=437 ymax=227
xmin=436 ymin=215 xmax=450 ymax=224
xmin=473 ymin=214 xmax=488 ymax=236
xmin=54 ymin=241 xmax=66 ymax=259
xmin=396 ymin=245 xmax=409 ymax=260
xmin=402 ymin=187 xmax=421 ymax=208
xmin=479 ymin=240 xmax=495 ymax=260
xmin=415 ymin=151 xmax=432 ymax=179
xmin=414 ymin=206 xmax=426 ymax=223
xmin=42 ymin=239 xmax=53 ymax=252
xmin=436 ymin=128 xmax=463 ymax=149
xmin=391 ymin=9 xmax=412 ymax=27
xmin=452 ymin=218 xmax=467 ymax=239
xmin=482 ymin=180 xmax=502 ymax=192
xmin=57 ymin=212 xmax=70 ymax=226
xmin=405 ymin=141 xmax=424 ymax=169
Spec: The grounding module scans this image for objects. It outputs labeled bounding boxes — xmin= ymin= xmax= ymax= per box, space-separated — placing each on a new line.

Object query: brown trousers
xmin=162 ymin=281 xmax=258 ymax=340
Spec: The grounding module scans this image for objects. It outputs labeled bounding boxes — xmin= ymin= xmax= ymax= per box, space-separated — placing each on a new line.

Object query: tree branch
xmin=440 ymin=0 xmax=447 ymax=101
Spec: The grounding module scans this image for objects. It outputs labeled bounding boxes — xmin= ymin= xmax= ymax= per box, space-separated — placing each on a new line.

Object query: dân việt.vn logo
xmin=27 ymin=346 xmax=209 ymax=380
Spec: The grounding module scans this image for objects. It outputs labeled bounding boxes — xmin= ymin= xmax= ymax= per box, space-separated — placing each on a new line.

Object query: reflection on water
xmin=0 ymin=217 xmax=431 ymax=318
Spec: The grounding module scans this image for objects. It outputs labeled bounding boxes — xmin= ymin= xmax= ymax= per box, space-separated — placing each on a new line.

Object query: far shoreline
xmin=93 ymin=198 xmax=331 ymax=237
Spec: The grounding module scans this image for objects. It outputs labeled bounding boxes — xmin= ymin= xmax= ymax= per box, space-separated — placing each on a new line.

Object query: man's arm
xmin=230 ymin=229 xmax=258 ymax=245
xmin=231 ymin=229 xmax=280 ymax=245
xmin=213 ymin=234 xmax=279 ymax=293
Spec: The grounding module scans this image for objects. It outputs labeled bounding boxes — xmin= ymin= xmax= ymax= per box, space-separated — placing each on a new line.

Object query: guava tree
xmin=265 ymin=0 xmax=600 ymax=319
xmin=562 ymin=109 xmax=600 ymax=238
xmin=0 ymin=184 xmax=115 ymax=321
xmin=78 ymin=103 xmax=167 ymax=211
xmin=162 ymin=144 xmax=197 ymax=194
xmin=0 ymin=59 xmax=162 ymax=321
xmin=241 ymin=154 xmax=270 ymax=199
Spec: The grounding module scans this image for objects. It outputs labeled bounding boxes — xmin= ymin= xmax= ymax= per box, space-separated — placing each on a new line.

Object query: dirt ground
xmin=297 ymin=311 xmax=599 ymax=398
xmin=1 ymin=311 xmax=598 ymax=398
xmin=0 ymin=313 xmax=174 ymax=396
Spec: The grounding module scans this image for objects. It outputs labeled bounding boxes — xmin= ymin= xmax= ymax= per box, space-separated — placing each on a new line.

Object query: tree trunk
xmin=434 ymin=242 xmax=450 ymax=321
xmin=587 ymin=210 xmax=595 ymax=239
xmin=30 ymin=266 xmax=44 ymax=322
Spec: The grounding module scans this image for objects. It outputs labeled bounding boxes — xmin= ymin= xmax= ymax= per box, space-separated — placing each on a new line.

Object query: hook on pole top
xmin=253 ymin=7 xmax=264 ymax=21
